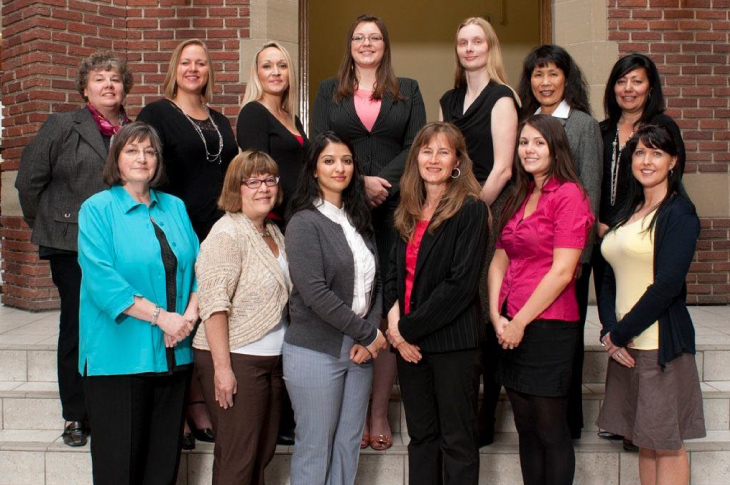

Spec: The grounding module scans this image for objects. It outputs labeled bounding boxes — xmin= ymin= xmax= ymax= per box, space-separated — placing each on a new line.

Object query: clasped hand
xmin=493 ymin=315 xmax=525 ymax=350
xmin=385 ymin=303 xmax=422 ymax=363
xmin=602 ymin=332 xmax=635 ymax=368
xmin=157 ymin=309 xmax=197 ymax=348
xmin=350 ymin=330 xmax=387 ymax=364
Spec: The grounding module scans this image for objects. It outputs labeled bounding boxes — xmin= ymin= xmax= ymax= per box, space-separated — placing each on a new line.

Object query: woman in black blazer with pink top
xmin=312 ymin=14 xmax=426 ymax=452
xmin=385 ymin=123 xmax=488 ymax=485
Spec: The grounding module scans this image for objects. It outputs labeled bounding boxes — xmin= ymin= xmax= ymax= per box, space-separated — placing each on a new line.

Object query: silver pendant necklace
xmin=172 ymin=100 xmax=224 ymax=164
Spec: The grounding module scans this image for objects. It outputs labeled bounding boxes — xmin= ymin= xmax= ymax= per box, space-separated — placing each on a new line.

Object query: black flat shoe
xmin=623 ymin=438 xmax=639 ymax=452
xmin=277 ymin=431 xmax=295 ymax=446
xmin=182 ymin=432 xmax=195 ymax=451
xmin=192 ymin=427 xmax=215 ymax=443
xmin=598 ymin=430 xmax=624 ymax=441
xmin=62 ymin=421 xmax=88 ymax=447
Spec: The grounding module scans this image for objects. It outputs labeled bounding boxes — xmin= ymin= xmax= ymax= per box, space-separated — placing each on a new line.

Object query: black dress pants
xmin=567 ymin=262 xmax=592 ymax=438
xmin=48 ymin=254 xmax=88 ymax=422
xmin=397 ymin=349 xmax=481 ymax=485
xmin=84 ymin=370 xmax=190 ymax=485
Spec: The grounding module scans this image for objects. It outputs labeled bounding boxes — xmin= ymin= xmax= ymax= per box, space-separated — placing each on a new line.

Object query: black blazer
xmin=311 ymin=77 xmax=426 ymax=198
xmin=16 ymin=108 xmax=108 ymax=252
xmin=385 ymin=198 xmax=489 ymax=353
xmin=599 ymin=195 xmax=699 ymax=367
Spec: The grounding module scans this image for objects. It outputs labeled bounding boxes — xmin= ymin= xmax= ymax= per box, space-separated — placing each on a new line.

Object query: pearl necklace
xmin=609 ymin=125 xmax=634 ymax=206
xmin=171 ymin=100 xmax=224 ymax=164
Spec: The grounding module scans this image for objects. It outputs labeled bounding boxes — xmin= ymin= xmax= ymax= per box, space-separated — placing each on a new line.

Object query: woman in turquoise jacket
xmin=78 ymin=122 xmax=199 ymax=485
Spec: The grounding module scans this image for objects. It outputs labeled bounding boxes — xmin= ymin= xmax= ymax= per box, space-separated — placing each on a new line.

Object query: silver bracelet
xmin=151 ymin=305 xmax=161 ymax=326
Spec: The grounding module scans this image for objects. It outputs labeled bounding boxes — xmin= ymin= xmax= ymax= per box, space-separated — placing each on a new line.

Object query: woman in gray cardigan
xmin=284 ymin=132 xmax=386 ymax=485
xmin=517 ymin=44 xmax=603 ymax=440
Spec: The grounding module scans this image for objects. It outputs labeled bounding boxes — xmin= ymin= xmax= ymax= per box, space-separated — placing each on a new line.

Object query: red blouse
xmin=404 ymin=220 xmax=430 ymax=314
xmin=497 ymin=178 xmax=594 ymax=322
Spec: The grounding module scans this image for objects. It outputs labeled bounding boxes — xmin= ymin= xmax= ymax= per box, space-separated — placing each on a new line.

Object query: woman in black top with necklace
xmin=138 ymin=39 xmax=237 ymax=241
xmin=137 ymin=38 xmax=237 ymax=450
xmin=595 ymin=54 xmax=685 ymax=303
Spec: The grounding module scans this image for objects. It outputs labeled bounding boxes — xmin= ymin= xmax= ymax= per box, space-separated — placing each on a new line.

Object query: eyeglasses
xmin=122 ymin=148 xmax=158 ymax=159
xmin=241 ymin=176 xmax=280 ymax=189
xmin=351 ymin=34 xmax=384 ymax=44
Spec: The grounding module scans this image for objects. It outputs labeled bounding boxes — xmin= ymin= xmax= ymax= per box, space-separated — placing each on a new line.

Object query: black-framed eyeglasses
xmin=241 ymin=176 xmax=280 ymax=189
xmin=351 ymin=34 xmax=384 ymax=44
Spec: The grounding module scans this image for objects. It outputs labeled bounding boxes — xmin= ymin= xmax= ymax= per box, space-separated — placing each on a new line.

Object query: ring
xmin=617 ymin=352 xmax=623 ymax=359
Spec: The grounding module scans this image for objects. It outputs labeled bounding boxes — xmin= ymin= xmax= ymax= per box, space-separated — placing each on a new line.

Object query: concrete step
xmin=0 ymin=430 xmax=728 ymax=485
xmin=2 ymin=382 xmax=728 ymax=437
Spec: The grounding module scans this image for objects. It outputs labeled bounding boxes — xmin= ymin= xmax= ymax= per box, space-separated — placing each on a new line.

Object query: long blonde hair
xmin=242 ymin=41 xmax=298 ymax=122
xmin=394 ymin=122 xmax=482 ymax=240
xmin=453 ymin=17 xmax=520 ymax=104
xmin=163 ymin=39 xmax=216 ymax=103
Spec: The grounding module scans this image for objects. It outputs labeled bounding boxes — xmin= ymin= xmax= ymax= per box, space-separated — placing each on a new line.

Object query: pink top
xmin=354 ymin=89 xmax=381 ymax=132
xmin=497 ymin=178 xmax=594 ymax=322
xmin=294 ymin=134 xmax=304 ymax=146
xmin=404 ymin=220 xmax=430 ymax=314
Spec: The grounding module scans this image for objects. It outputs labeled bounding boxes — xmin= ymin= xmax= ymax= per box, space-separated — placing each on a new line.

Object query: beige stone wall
xmin=553 ymin=0 xmax=617 ymax=118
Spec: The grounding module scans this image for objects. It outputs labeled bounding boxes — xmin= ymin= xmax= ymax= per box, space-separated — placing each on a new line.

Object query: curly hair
xmin=75 ymin=51 xmax=134 ymax=102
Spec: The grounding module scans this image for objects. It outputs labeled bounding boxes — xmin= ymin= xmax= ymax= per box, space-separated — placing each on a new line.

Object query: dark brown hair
xmin=218 ymin=150 xmax=283 ymax=212
xmin=394 ymin=122 xmax=482 ymax=239
xmin=103 ymin=122 xmax=166 ymax=187
xmin=76 ymin=51 xmax=134 ymax=102
xmin=500 ymin=114 xmax=584 ymax=231
xmin=334 ymin=15 xmax=404 ymax=103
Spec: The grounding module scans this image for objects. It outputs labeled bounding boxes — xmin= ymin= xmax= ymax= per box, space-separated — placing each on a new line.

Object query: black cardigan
xmin=384 ymin=198 xmax=489 ymax=353
xmin=598 ymin=195 xmax=700 ymax=367
xmin=236 ymin=101 xmax=308 ymax=222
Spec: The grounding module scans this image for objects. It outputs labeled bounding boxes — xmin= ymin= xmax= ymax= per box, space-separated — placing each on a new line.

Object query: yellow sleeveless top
xmin=601 ymin=211 xmax=658 ymax=350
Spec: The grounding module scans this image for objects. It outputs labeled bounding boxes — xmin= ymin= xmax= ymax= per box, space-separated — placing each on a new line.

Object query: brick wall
xmin=1 ymin=0 xmax=250 ymax=310
xmin=608 ymin=0 xmax=730 ymax=304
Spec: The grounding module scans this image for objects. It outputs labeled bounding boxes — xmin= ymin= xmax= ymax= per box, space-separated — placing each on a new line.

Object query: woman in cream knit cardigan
xmin=193 ymin=150 xmax=291 ymax=485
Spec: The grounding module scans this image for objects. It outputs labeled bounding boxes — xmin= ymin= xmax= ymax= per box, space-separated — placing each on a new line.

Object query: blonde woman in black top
xmin=137 ymin=38 xmax=238 ymax=450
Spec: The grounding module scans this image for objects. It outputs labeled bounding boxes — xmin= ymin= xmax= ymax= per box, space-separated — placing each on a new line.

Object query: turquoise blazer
xmin=78 ymin=185 xmax=199 ymax=376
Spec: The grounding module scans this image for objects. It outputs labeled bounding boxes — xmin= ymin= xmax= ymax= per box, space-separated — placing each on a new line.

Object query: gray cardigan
xmin=562 ymin=109 xmax=603 ymax=262
xmin=15 ymin=108 xmax=108 ymax=252
xmin=285 ymin=208 xmax=382 ymax=357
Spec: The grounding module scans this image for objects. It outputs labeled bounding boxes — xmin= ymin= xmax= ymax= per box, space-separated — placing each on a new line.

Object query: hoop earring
xmin=451 ymin=168 xmax=461 ymax=179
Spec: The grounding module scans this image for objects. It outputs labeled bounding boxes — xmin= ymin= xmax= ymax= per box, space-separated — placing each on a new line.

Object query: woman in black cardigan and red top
xmin=237 ymin=41 xmax=307 ymax=229
xmin=385 ymin=122 xmax=488 ymax=484
xmin=597 ymin=124 xmax=705 ymax=485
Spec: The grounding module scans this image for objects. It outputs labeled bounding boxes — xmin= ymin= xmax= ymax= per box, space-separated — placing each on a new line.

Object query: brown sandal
xmin=370 ymin=434 xmax=393 ymax=451
xmin=361 ymin=433 xmax=371 ymax=449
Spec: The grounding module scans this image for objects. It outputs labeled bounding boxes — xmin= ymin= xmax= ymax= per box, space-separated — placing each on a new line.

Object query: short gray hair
xmin=75 ymin=51 xmax=134 ymax=101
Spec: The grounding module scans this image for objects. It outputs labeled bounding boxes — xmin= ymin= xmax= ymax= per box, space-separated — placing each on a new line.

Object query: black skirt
xmin=498 ymin=319 xmax=581 ymax=397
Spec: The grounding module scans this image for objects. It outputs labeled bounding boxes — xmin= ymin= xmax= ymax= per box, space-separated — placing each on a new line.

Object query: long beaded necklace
xmin=609 ymin=124 xmax=634 ymax=206
xmin=171 ymin=100 xmax=224 ymax=164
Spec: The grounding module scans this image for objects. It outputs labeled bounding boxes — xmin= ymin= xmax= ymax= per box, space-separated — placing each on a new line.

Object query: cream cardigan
xmin=193 ymin=212 xmax=291 ymax=351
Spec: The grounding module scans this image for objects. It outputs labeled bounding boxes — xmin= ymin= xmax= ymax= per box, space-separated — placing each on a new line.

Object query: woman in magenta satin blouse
xmin=488 ymin=114 xmax=593 ymax=485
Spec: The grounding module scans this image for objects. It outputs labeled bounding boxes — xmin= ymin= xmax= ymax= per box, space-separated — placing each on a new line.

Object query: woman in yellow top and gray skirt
xmin=597 ymin=124 xmax=705 ymax=485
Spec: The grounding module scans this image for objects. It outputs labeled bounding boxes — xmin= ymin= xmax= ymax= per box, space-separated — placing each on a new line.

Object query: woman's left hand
xmin=350 ymin=344 xmax=372 ymax=364
xmin=498 ymin=319 xmax=525 ymax=350
xmin=395 ymin=342 xmax=422 ymax=363
xmin=602 ymin=333 xmax=635 ymax=368
xmin=386 ymin=303 xmax=406 ymax=347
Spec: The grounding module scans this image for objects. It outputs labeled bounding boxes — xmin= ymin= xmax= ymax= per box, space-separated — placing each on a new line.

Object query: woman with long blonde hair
xmin=439 ymin=16 xmax=519 ymax=446
xmin=237 ymin=41 xmax=307 ymax=228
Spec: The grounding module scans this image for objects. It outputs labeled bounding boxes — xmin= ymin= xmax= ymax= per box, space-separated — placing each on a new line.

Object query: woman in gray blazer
xmin=284 ymin=132 xmax=386 ymax=485
xmin=311 ymin=13 xmax=426 ymax=453
xmin=517 ymin=44 xmax=603 ymax=440
xmin=15 ymin=51 xmax=133 ymax=447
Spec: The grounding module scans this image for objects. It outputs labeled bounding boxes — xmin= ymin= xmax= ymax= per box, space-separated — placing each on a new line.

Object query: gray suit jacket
xmin=285 ymin=208 xmax=382 ymax=357
xmin=15 ymin=108 xmax=109 ymax=252
xmin=562 ymin=109 xmax=603 ymax=262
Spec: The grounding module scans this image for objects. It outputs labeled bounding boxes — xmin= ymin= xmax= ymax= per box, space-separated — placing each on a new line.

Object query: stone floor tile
xmin=690 ymin=451 xmax=730 ymax=485
xmin=0 ymin=351 xmax=27 ymax=382
xmin=705 ymin=351 xmax=730 ymax=381
xmin=619 ymin=452 xmax=640 ymax=485
xmin=0 ymin=450 xmax=45 ymax=485
xmin=46 ymin=451 xmax=92 ymax=485
xmin=575 ymin=452 xmax=619 ymax=485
